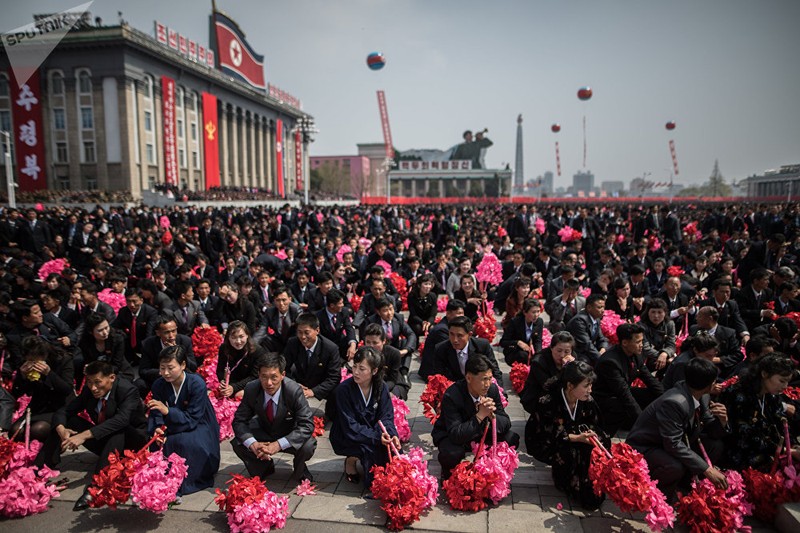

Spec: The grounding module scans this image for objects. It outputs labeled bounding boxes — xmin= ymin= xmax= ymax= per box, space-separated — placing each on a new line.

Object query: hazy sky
xmin=4 ymin=0 xmax=800 ymax=189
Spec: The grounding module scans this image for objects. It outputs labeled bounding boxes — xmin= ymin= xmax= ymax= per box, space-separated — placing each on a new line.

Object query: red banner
xmin=376 ymin=90 xmax=394 ymax=159
xmin=214 ymin=12 xmax=266 ymax=89
xmin=161 ymin=76 xmax=177 ymax=185
xmin=202 ymin=92 xmax=220 ymax=189
xmin=295 ymin=129 xmax=303 ymax=192
xmin=276 ymin=119 xmax=284 ymax=197
xmin=9 ymin=70 xmax=47 ymax=191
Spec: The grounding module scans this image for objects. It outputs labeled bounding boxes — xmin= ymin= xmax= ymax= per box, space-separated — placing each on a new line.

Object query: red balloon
xmin=665 ymin=121 xmax=676 ymax=131
xmin=577 ymin=86 xmax=593 ymax=101
xmin=551 ymin=124 xmax=561 ymax=133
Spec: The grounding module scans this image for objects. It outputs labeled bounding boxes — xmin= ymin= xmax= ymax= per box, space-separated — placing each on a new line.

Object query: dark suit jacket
xmin=545 ymin=295 xmax=586 ymax=329
xmin=431 ymin=380 xmax=512 ymax=446
xmin=689 ymin=324 xmax=741 ymax=377
xmin=699 ymin=298 xmax=748 ymax=337
xmin=54 ymin=378 xmax=146 ymax=441
xmin=499 ymin=315 xmax=544 ymax=357
xmin=364 ymin=313 xmax=417 ymax=353
xmin=139 ymin=335 xmax=197 ymax=387
xmin=626 ymin=381 xmax=726 ymax=475
xmin=167 ymin=300 xmax=209 ymax=335
xmin=196 ymin=295 xmax=223 ymax=327
xmin=773 ymin=297 xmax=800 ymax=315
xmin=284 ymin=335 xmax=341 ymax=400
xmin=566 ymin=311 xmax=609 ymax=365
xmin=112 ymin=303 xmax=158 ymax=353
xmin=260 ymin=303 xmax=302 ymax=353
xmin=520 ymin=349 xmax=560 ymax=414
xmin=316 ymin=308 xmax=357 ymax=354
xmin=431 ymin=337 xmax=502 ymax=384
xmin=16 ymin=219 xmax=54 ymax=255
xmin=232 ymin=377 xmax=314 ymax=450
xmin=418 ymin=318 xmax=449 ymax=380
xmin=50 ymin=306 xmax=80 ymax=331
xmin=592 ymin=345 xmax=664 ymax=424
xmin=68 ymin=232 xmax=98 ymax=270
xmin=734 ymin=286 xmax=774 ymax=332
xmin=199 ymin=227 xmax=227 ymax=260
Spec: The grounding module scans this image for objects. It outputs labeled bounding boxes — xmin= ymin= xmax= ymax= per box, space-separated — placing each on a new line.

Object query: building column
xmin=265 ymin=120 xmax=274 ymax=193
xmin=230 ymin=107 xmax=240 ymax=186
xmin=219 ymin=102 xmax=228 ymax=187
xmin=241 ymin=111 xmax=250 ymax=187
xmin=248 ymin=112 xmax=256 ymax=188
xmin=255 ymin=116 xmax=264 ymax=189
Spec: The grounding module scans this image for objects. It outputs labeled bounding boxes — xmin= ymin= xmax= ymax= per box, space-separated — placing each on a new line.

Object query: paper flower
xmin=209 ymin=393 xmax=240 ymax=442
xmin=375 ymin=259 xmax=393 ymax=275
xmin=718 ymin=375 xmax=740 ymax=391
xmin=558 ymin=227 xmax=583 ymax=243
xmin=490 ymin=378 xmax=509 ymax=408
xmin=676 ymin=471 xmax=751 ymax=533
xmin=98 ymin=288 xmax=126 ymax=313
xmin=0 ymin=464 xmax=61 ymax=517
xmin=666 ymin=266 xmax=685 ymax=278
xmin=535 ymin=218 xmax=546 ymax=235
xmin=37 ymin=258 xmax=68 ymax=281
xmin=216 ymin=475 xmax=289 ymax=533
xmin=542 ymin=327 xmax=552 ymax=350
xmin=404 ymin=446 xmax=439 ymax=510
xmin=556 ymin=502 xmax=563 ymax=510
xmin=349 ymin=293 xmax=362 ymax=314
xmin=473 ymin=315 xmax=497 ymax=343
xmin=600 ymin=310 xmax=625 ymax=345
xmin=683 ymin=221 xmax=701 ymax=239
xmin=420 ymin=375 xmax=453 ymax=424
xmin=743 ymin=468 xmax=789 ymax=522
xmin=192 ymin=326 xmax=225 ymax=362
xmin=437 ymin=296 xmax=449 ymax=313
xmin=783 ymin=386 xmax=800 ymax=401
xmin=340 ymin=366 xmax=351 ymax=383
xmin=335 ymin=244 xmax=352 ymax=264
xmin=312 ymin=416 xmax=325 ymax=438
xmin=391 ymin=396 xmax=411 ymax=443
xmin=371 ymin=455 xmax=428 ymax=531
xmin=580 ymin=287 xmax=592 ymax=298
xmin=130 ymin=451 xmax=188 ymax=513
xmin=470 ymin=428 xmax=518 ymax=504
xmin=509 ymin=363 xmax=530 ymax=394
xmin=783 ymin=311 xmax=800 ymax=329
xmin=475 ymin=253 xmax=503 ymax=286
xmin=388 ymin=272 xmax=409 ymax=310
xmin=12 ymin=395 xmax=32 ymax=425
xmin=295 ymin=478 xmax=317 ymax=496
xmin=648 ymin=235 xmax=661 ymax=252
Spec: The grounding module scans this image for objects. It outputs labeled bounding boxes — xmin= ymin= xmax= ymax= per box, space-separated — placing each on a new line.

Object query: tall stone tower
xmin=514 ymin=114 xmax=524 ymax=188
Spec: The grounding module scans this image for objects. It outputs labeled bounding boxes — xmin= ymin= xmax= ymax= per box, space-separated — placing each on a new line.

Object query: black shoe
xmin=344 ymin=457 xmax=360 ymax=484
xmin=299 ymin=466 xmax=314 ymax=483
xmin=262 ymin=459 xmax=276 ymax=477
xmin=73 ymin=490 xmax=92 ymax=511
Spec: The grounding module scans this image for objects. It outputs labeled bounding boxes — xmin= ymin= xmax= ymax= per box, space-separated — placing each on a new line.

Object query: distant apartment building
xmin=310 ymin=155 xmax=370 ymax=198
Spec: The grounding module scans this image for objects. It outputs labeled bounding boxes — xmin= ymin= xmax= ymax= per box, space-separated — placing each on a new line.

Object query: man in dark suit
xmin=290 ymin=270 xmax=315 ymax=310
xmin=737 ymin=234 xmax=785 ymax=285
xmin=501 ymin=250 xmax=525 ymax=280
xmin=431 ymin=316 xmax=502 ymax=385
xmin=499 ymin=298 xmax=544 ymax=365
xmin=366 ymin=297 xmax=416 ymax=358
xmin=68 ymin=221 xmax=98 ymax=272
xmin=16 ymin=208 xmax=54 ymax=256
xmin=773 ymin=281 xmax=800 ymax=315
xmin=432 ymin=356 xmax=519 ymax=480
xmin=231 ymin=352 xmax=315 ymax=483
xmin=566 ymin=294 xmax=609 ymax=366
xmin=193 ymin=254 xmax=217 ymax=289
xmin=259 ymin=285 xmax=302 ymax=352
xmin=315 ymin=288 xmax=357 ymax=363
xmin=283 ymin=313 xmax=341 ymax=401
xmin=734 ymin=268 xmax=774 ymax=332
xmin=112 ymin=288 xmax=158 ymax=363
xmin=593 ymin=323 xmax=664 ymax=435
xmin=353 ymin=279 xmax=398 ymax=330
xmin=660 ymin=207 xmax=682 ymax=244
xmin=35 ymin=361 xmax=148 ymax=510
xmin=545 ymin=278 xmax=585 ymax=333
xmin=365 ymin=238 xmax=397 ymax=271
xmin=690 ymin=306 xmax=742 ymax=379
xmin=306 ymin=271 xmax=334 ymax=313
xmin=363 ymin=323 xmax=409 ymax=400
xmin=75 ymin=282 xmax=117 ymax=338
xmin=138 ymin=315 xmax=197 ymax=394
xmin=195 ymin=278 xmax=223 ymax=328
xmin=219 ymin=256 xmax=244 ymax=286
xmin=626 ymin=358 xmax=729 ymax=502
xmin=418 ymin=299 xmax=466 ymax=381
xmin=700 ymin=279 xmax=749 ymax=344
xmin=199 ymin=216 xmax=227 ymax=263
xmin=167 ymin=280 xmax=210 ymax=335
xmin=41 ymin=289 xmax=80 ymax=330
xmin=655 ymin=276 xmax=697 ymax=331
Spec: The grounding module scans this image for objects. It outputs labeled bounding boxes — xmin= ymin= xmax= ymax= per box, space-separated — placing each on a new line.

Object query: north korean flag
xmin=214 ymin=12 xmax=266 ymax=90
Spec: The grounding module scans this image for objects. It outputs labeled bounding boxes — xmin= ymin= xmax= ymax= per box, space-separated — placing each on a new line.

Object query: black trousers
xmin=436 ymin=429 xmax=520 ymax=480
xmin=231 ymin=424 xmax=316 ymax=479
xmin=35 ymin=415 xmax=148 ymax=475
xmin=641 ymin=435 xmax=724 ymax=502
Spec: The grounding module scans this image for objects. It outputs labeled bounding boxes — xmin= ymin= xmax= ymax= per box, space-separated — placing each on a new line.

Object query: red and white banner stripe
xmin=669 ymin=139 xmax=680 ymax=175
xmin=555 ymin=141 xmax=561 ymax=176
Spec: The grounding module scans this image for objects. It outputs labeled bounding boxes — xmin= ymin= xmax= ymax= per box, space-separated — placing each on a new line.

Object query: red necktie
xmin=130 ymin=315 xmax=137 ymax=348
xmin=266 ymin=398 xmax=274 ymax=423
xmin=98 ymin=399 xmax=108 ymax=424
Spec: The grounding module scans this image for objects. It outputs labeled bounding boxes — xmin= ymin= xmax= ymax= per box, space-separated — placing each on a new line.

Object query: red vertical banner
xmin=201 ymin=92 xmax=220 ymax=189
xmin=161 ymin=76 xmax=177 ymax=185
xmin=9 ymin=70 xmax=47 ymax=191
xmin=294 ymin=129 xmax=303 ymax=192
xmin=275 ymin=119 xmax=284 ymax=197
xmin=376 ymin=90 xmax=394 ymax=159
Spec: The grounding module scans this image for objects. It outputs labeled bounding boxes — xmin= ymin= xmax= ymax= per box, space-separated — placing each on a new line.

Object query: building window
xmin=86 ymin=176 xmax=97 ymax=189
xmin=179 ymin=148 xmax=186 ymax=168
xmin=193 ymin=151 xmax=199 ymax=167
xmin=58 ymin=176 xmax=70 ymax=190
xmin=83 ymin=141 xmax=95 ymax=162
xmin=146 ymin=143 xmax=155 ymax=164
xmin=0 ymin=75 xmax=8 ymax=97
xmin=148 ymin=175 xmax=156 ymax=190
xmin=51 ymin=72 xmax=64 ymax=95
xmin=144 ymin=111 xmax=152 ymax=132
xmin=177 ymin=118 xmax=184 ymax=138
xmin=53 ymin=108 xmax=66 ymax=130
xmin=0 ymin=110 xmax=10 ymax=132
xmin=191 ymin=122 xmax=197 ymax=141
xmin=56 ymin=142 xmax=68 ymax=162
xmin=78 ymin=71 xmax=92 ymax=94
xmin=81 ymin=107 xmax=93 ymax=129
xmin=144 ymin=76 xmax=153 ymax=100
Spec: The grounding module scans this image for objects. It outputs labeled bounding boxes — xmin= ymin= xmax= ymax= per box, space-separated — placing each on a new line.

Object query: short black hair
xmin=255 ymin=352 xmax=286 ymax=374
xmin=326 ymin=288 xmax=345 ymax=305
xmin=684 ymin=357 xmax=719 ymax=390
xmin=375 ymin=297 xmax=393 ymax=311
xmin=616 ymin=323 xmax=644 ymax=342
xmin=464 ymin=355 xmax=491 ymax=375
xmin=446 ymin=299 xmax=467 ymax=312
xmin=448 ymin=315 xmax=473 ymax=334
xmin=586 ymin=293 xmax=606 ymax=307
xmin=296 ymin=312 xmax=319 ymax=330
xmin=85 ymin=360 xmax=115 ymax=377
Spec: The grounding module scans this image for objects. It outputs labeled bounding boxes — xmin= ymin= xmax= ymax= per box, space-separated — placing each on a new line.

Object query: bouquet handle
xmin=473 ymin=422 xmax=491 ymax=463
xmin=378 ymin=421 xmax=401 ymax=457
xmin=770 ymin=437 xmax=786 ymax=475
xmin=581 ymin=424 xmax=612 ymax=458
xmin=491 ymin=417 xmax=497 ymax=460
xmin=783 ymin=418 xmax=793 ymax=469
xmin=697 ymin=440 xmax=713 ymax=468
xmin=141 ymin=425 xmax=168 ymax=453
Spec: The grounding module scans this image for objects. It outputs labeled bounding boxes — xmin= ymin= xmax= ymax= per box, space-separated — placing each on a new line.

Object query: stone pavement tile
xmin=541 ymin=495 xmax=570 ymax=512
xmin=512 ymin=467 xmax=555 ymax=487
xmin=488 ymin=508 xmax=581 ymax=532
xmin=410 ymin=504 xmax=488 ymax=533
xmin=599 ymin=500 xmax=633 ymax=520
xmin=511 ymin=485 xmax=540 ymax=508
xmin=580 ymin=516 xmax=650 ymax=532
xmin=291 ymin=494 xmax=385 ymax=526
xmin=175 ymin=489 xmax=217 ymax=512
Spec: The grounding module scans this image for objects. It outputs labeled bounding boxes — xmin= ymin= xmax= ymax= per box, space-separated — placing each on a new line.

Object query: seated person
xmin=662 ymin=332 xmax=720 ymax=390
xmin=454 ymin=273 xmax=487 ymax=323
xmin=501 ymin=276 xmax=531 ymax=328
xmin=431 ymin=316 xmax=502 ymax=385
xmin=365 ymin=297 xmax=417 ymax=383
xmin=316 ymin=288 xmax=357 ymax=363
xmin=566 ymin=294 xmax=609 ymax=366
xmin=406 ymin=273 xmax=438 ymax=338
xmin=720 ymin=353 xmax=800 ymax=471
xmin=9 ymin=336 xmax=74 ymax=442
xmin=283 ymin=312 xmax=342 ymax=400
xmin=329 ymin=346 xmax=400 ymax=492
xmin=626 ymin=358 xmax=730 ymax=502
xmin=231 ymin=352 xmax=316 ymax=482
xmin=592 ymin=323 xmax=664 ymax=435
xmin=499 ymin=297 xmax=544 ymax=365
xmin=529 ymin=361 xmax=610 ymax=510
xmin=353 ymin=279 xmax=398 ymax=331
xmin=78 ymin=311 xmax=134 ymax=385
xmin=139 ymin=315 xmax=197 ymax=395
xmin=362 ymin=323 xmax=409 ymax=400
xmin=639 ymin=299 xmax=677 ymax=375
xmin=146 ymin=345 xmax=220 ymax=496
xmin=432 ymin=356 xmax=520 ymax=480
xmin=689 ymin=306 xmax=742 ymax=379
xmin=520 ymin=331 xmax=575 ymax=414
xmin=112 ymin=288 xmax=158 ymax=364
xmin=35 ymin=361 xmax=148 ymax=511
xmin=216 ymin=320 xmax=265 ymax=400
xmin=418 ymin=299 xmax=465 ymax=382
xmin=258 ymin=284 xmax=301 ymax=354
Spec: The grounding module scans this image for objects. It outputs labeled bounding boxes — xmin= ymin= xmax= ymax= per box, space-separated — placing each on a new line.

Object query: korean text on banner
xmin=161 ymin=76 xmax=177 ymax=185
xmin=276 ymin=119 xmax=284 ymax=197
xmin=295 ymin=129 xmax=303 ymax=192
xmin=9 ymin=70 xmax=47 ymax=191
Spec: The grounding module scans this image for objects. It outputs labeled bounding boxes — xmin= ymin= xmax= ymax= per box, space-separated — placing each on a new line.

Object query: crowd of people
xmin=0 ymin=199 xmax=798 ymax=512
